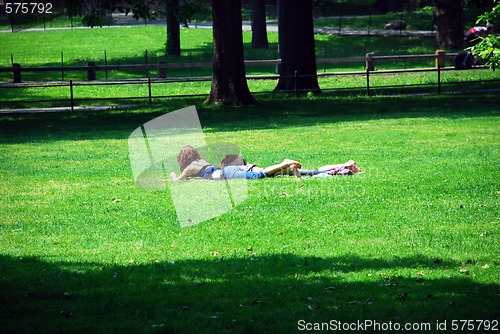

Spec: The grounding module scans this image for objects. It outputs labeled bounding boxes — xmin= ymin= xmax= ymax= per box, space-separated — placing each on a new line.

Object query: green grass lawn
xmin=0 ymin=93 xmax=498 ymax=333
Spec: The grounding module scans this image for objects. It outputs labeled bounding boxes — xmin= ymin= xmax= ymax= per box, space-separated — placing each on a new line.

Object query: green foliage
xmin=471 ymin=4 xmax=500 ymax=70
xmin=176 ymin=0 xmax=211 ymax=23
xmin=63 ymin=0 xmax=159 ymax=27
xmin=415 ymin=6 xmax=434 ymax=15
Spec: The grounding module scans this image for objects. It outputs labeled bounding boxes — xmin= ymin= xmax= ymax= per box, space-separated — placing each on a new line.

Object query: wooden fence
xmin=1 ymin=51 xmax=451 ymax=83
xmin=1 ymin=51 xmax=498 ymax=111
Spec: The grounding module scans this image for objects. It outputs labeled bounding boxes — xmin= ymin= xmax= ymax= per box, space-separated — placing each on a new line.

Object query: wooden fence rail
xmin=0 ymin=52 xmax=457 ymax=83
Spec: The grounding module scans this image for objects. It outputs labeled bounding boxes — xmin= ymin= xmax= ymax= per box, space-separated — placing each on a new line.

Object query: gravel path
xmin=1 ymin=12 xmax=435 ymax=37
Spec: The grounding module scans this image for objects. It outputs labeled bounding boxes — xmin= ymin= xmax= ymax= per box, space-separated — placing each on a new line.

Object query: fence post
xmin=69 ymin=80 xmax=74 ymax=112
xmin=87 ymin=62 xmax=96 ymax=81
xmin=12 ymin=63 xmax=21 ymax=83
xmin=189 ymin=52 xmax=193 ymax=77
xmin=366 ymin=68 xmax=370 ymax=96
xmin=435 ymin=50 xmax=445 ymax=94
xmin=148 ymin=77 xmax=152 ymax=103
xmin=437 ymin=63 xmax=441 ymax=94
xmin=435 ymin=50 xmax=446 ymax=68
xmin=158 ymin=60 xmax=166 ymax=78
xmin=365 ymin=53 xmax=375 ymax=71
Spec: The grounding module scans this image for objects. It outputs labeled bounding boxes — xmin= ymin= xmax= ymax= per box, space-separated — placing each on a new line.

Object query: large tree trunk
xmin=205 ymin=0 xmax=257 ymax=105
xmin=433 ymin=0 xmax=464 ymax=50
xmin=251 ymin=0 xmax=269 ymax=49
xmin=166 ymin=0 xmax=181 ymax=56
xmin=275 ymin=0 xmax=320 ymax=93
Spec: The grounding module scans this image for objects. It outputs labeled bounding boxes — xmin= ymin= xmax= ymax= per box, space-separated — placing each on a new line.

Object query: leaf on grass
xmin=482 ymin=264 xmax=489 ymax=269
xmin=459 ymin=269 xmax=470 ymax=275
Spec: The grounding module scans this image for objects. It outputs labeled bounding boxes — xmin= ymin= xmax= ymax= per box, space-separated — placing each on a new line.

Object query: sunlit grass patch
xmin=0 ymin=90 xmax=498 ymax=333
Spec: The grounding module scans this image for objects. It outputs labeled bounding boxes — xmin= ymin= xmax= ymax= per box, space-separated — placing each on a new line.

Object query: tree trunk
xmin=251 ymin=0 xmax=269 ymax=49
xmin=166 ymin=0 xmax=181 ymax=56
xmin=433 ymin=0 xmax=464 ymax=50
xmin=275 ymin=0 xmax=320 ymax=93
xmin=205 ymin=0 xmax=257 ymax=105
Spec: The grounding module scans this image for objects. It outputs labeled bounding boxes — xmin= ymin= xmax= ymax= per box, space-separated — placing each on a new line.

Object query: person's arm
xmin=170 ymin=163 xmax=201 ymax=181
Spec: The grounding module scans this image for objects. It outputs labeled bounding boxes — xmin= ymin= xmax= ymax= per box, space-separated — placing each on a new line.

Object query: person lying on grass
xmin=220 ymin=154 xmax=361 ymax=178
xmin=169 ymin=145 xmax=302 ymax=181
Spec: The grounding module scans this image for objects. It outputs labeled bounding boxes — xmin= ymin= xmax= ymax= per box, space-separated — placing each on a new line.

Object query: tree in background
xmin=205 ymin=0 xmax=257 ymax=105
xmin=432 ymin=0 xmax=464 ymax=49
xmin=275 ymin=0 xmax=320 ymax=93
xmin=251 ymin=0 xmax=269 ymax=49
xmin=165 ymin=0 xmax=181 ymax=56
xmin=63 ymin=0 xmax=207 ymax=57
xmin=471 ymin=3 xmax=500 ymax=70
xmin=167 ymin=0 xmax=209 ymax=56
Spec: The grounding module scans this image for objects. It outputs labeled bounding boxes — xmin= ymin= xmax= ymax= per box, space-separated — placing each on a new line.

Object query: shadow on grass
xmin=1 ymin=93 xmax=499 ymax=145
xmin=0 ymin=253 xmax=498 ymax=333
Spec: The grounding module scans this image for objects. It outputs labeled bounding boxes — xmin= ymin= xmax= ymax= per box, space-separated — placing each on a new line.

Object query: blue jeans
xmin=221 ymin=166 xmax=266 ymax=179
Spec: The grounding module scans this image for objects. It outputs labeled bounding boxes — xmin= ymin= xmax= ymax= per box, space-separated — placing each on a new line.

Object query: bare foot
xmin=289 ymin=164 xmax=301 ymax=178
xmin=283 ymin=159 xmax=302 ymax=169
xmin=344 ymin=160 xmax=361 ymax=173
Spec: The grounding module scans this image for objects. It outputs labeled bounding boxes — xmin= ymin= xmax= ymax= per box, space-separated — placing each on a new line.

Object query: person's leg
xmin=260 ymin=159 xmax=301 ymax=177
xmin=221 ymin=166 xmax=247 ymax=179
xmin=318 ymin=160 xmax=361 ymax=173
xmin=298 ymin=169 xmax=319 ymax=176
xmin=221 ymin=166 xmax=268 ymax=180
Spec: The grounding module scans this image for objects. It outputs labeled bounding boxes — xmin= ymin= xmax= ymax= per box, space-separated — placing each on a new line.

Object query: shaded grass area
xmin=0 ymin=94 xmax=499 ymax=332
xmin=1 ymin=254 xmax=498 ymax=333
